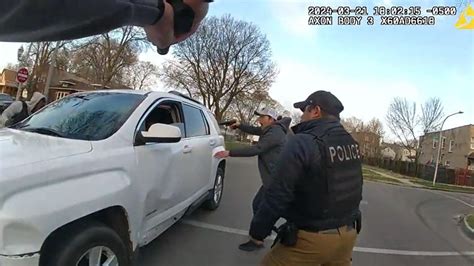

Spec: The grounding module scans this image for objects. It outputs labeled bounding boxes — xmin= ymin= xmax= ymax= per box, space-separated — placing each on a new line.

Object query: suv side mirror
xmin=136 ymin=123 xmax=182 ymax=145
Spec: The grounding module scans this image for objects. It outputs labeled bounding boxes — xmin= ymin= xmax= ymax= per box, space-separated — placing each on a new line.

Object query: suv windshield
xmin=13 ymin=92 xmax=145 ymax=140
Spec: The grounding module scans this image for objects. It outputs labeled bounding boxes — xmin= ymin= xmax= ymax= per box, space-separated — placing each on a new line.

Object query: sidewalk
xmin=365 ymin=168 xmax=423 ymax=188
xmin=363 ymin=165 xmax=474 ymax=194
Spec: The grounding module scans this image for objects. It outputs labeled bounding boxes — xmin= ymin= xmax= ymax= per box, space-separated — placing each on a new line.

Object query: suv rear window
xmin=183 ymin=104 xmax=209 ymax=138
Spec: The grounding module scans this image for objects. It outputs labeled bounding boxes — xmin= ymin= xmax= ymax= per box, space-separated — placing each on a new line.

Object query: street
xmin=138 ymin=158 xmax=474 ymax=266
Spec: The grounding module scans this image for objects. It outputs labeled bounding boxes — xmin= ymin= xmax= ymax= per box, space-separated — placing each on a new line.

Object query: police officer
xmin=248 ymin=90 xmax=363 ymax=266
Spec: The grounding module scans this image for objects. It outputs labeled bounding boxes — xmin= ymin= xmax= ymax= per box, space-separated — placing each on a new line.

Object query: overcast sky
xmin=0 ymin=0 xmax=472 ymax=141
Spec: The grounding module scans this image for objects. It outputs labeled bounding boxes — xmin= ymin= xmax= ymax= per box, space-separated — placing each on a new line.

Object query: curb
xmin=461 ymin=215 xmax=474 ymax=240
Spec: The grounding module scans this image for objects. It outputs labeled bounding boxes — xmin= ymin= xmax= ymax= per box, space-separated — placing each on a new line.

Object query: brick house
xmin=0 ymin=69 xmax=19 ymax=97
xmin=418 ymin=124 xmax=474 ymax=170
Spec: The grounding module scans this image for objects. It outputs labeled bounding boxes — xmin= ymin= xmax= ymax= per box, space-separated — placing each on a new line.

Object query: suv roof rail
xmin=168 ymin=90 xmax=204 ymax=106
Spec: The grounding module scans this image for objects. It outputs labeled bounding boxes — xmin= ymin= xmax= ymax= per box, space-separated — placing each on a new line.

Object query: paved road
xmin=138 ymin=158 xmax=474 ymax=266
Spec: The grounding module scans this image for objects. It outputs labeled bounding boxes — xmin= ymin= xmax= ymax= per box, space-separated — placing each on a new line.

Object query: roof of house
xmin=423 ymin=124 xmax=474 ymax=136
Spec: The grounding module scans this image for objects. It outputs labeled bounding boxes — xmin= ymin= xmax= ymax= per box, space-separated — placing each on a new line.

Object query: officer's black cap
xmin=293 ymin=90 xmax=344 ymax=116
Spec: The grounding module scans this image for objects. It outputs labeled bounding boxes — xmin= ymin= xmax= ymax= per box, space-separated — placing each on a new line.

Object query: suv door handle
xmin=183 ymin=145 xmax=193 ymax=154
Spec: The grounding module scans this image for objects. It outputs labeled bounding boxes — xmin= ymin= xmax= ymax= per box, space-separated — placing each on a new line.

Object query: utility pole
xmin=43 ymin=41 xmax=61 ymax=102
xmin=16 ymin=44 xmax=33 ymax=100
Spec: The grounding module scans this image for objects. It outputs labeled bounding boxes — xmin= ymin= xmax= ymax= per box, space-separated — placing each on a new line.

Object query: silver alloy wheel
xmin=76 ymin=246 xmax=118 ymax=266
xmin=213 ymin=173 xmax=223 ymax=203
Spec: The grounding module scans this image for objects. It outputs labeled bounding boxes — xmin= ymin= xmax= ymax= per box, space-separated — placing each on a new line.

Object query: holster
xmin=272 ymin=222 xmax=298 ymax=248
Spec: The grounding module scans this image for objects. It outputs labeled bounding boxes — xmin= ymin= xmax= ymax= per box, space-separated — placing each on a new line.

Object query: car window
xmin=207 ymin=111 xmax=220 ymax=134
xmin=183 ymin=104 xmax=208 ymax=138
xmin=140 ymin=101 xmax=185 ymax=136
xmin=13 ymin=92 xmax=145 ymax=141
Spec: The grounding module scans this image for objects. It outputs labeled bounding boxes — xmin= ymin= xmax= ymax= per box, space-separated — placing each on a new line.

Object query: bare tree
xmin=124 ymin=61 xmax=159 ymax=90
xmin=366 ymin=118 xmax=385 ymax=138
xmin=4 ymin=63 xmax=19 ymax=71
xmin=15 ymin=41 xmax=70 ymax=99
xmin=70 ymin=26 xmax=148 ymax=87
xmin=386 ymin=97 xmax=444 ymax=164
xmin=386 ymin=98 xmax=418 ymax=153
xmin=159 ymin=15 xmax=277 ymax=121
xmin=420 ymin=97 xmax=444 ymax=133
xmin=341 ymin=116 xmax=365 ymax=133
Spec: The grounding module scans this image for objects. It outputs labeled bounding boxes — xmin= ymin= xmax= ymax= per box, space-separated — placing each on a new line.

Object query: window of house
xmin=441 ymin=137 xmax=446 ymax=149
xmin=445 ymin=160 xmax=450 ymax=167
xmin=432 ymin=139 xmax=438 ymax=149
xmin=55 ymin=91 xmax=69 ymax=100
xmin=182 ymin=104 xmax=209 ymax=138
xmin=449 ymin=140 xmax=454 ymax=152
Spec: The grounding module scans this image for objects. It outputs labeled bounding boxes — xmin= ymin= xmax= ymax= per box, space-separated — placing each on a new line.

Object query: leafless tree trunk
xmin=159 ymin=15 xmax=277 ymax=121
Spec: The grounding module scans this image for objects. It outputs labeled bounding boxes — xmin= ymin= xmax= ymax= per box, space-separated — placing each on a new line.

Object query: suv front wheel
xmin=43 ymin=222 xmax=130 ymax=266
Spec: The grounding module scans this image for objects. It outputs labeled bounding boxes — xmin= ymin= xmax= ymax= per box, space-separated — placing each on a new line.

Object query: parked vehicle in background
xmin=0 ymin=93 xmax=13 ymax=113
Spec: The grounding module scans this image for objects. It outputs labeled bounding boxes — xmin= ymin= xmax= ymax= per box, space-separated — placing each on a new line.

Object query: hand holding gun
xmin=218 ymin=119 xmax=239 ymax=129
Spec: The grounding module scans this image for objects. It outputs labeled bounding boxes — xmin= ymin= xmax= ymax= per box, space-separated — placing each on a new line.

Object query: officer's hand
xmin=230 ymin=122 xmax=240 ymax=130
xmin=144 ymin=0 xmax=210 ymax=54
xmin=214 ymin=150 xmax=230 ymax=159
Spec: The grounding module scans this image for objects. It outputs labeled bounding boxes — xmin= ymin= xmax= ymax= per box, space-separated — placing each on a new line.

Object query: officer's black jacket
xmin=249 ymin=117 xmax=361 ymax=241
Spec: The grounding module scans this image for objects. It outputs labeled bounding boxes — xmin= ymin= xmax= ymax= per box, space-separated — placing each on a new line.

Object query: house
xmin=418 ymin=124 xmax=474 ymax=170
xmin=380 ymin=146 xmax=396 ymax=160
xmin=380 ymin=142 xmax=416 ymax=162
xmin=350 ymin=131 xmax=381 ymax=158
xmin=0 ymin=69 xmax=19 ymax=97
xmin=1 ymin=66 xmax=130 ymax=102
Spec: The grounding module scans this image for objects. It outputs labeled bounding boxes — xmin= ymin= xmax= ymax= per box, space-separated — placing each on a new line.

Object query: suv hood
xmin=0 ymin=128 xmax=92 ymax=169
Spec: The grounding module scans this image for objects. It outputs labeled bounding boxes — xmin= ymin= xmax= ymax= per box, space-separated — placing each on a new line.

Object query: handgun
xmin=157 ymin=0 xmax=214 ymax=55
xmin=218 ymin=119 xmax=237 ymax=126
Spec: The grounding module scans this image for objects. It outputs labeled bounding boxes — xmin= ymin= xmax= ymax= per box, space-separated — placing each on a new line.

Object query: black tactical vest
xmin=289 ymin=123 xmax=363 ymax=230
xmin=313 ymin=124 xmax=363 ymax=220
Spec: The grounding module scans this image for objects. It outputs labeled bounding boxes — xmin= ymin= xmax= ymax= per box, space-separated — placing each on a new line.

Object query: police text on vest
xmin=329 ymin=144 xmax=361 ymax=163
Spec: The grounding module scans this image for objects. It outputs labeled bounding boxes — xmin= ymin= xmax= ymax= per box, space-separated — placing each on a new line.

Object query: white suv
xmin=0 ymin=90 xmax=226 ymax=266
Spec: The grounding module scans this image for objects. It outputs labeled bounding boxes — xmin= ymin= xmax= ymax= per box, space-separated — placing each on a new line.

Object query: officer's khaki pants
xmin=261 ymin=225 xmax=357 ymax=266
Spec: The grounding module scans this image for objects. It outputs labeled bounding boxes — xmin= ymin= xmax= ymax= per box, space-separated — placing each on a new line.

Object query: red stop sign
xmin=16 ymin=67 xmax=29 ymax=83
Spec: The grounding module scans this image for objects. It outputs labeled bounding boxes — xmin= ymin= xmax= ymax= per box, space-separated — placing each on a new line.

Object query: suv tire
xmin=44 ymin=221 xmax=130 ymax=266
xmin=204 ymin=167 xmax=224 ymax=210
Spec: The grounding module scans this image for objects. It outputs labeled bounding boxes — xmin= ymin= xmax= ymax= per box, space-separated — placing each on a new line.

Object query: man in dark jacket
xmin=215 ymin=107 xmax=291 ymax=251
xmin=248 ymin=91 xmax=363 ymax=265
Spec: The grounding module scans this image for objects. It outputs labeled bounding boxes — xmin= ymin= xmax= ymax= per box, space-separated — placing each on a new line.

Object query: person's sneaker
xmin=238 ymin=240 xmax=264 ymax=252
